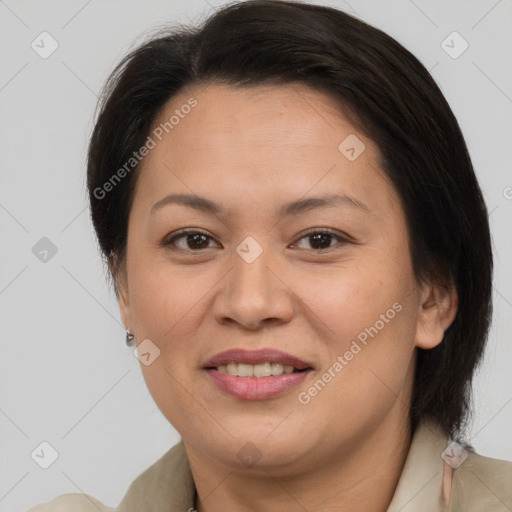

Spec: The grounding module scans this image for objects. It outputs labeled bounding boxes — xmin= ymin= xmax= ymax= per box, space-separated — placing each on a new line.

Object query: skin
xmin=115 ymin=82 xmax=458 ymax=511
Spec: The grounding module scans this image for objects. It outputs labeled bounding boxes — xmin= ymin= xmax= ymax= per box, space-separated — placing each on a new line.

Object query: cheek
xmin=290 ymin=253 xmax=419 ymax=417
xmin=127 ymin=258 xmax=210 ymax=433
xmin=126 ymin=256 xmax=206 ymax=383
xmin=291 ymin=253 xmax=417 ymax=351
xmin=128 ymin=256 xmax=209 ymax=340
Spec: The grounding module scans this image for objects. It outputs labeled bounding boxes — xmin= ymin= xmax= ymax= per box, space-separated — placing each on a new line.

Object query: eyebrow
xmin=151 ymin=192 xmax=369 ymax=217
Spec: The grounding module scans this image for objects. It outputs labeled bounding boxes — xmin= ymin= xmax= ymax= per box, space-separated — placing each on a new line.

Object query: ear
xmin=415 ymin=280 xmax=458 ymax=350
xmin=109 ymin=253 xmax=132 ymax=330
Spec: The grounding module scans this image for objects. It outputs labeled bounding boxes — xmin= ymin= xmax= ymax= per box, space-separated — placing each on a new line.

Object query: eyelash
xmin=163 ymin=228 xmax=350 ymax=253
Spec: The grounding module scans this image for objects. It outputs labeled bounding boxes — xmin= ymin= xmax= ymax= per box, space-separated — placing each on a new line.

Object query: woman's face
xmin=117 ymin=82 xmax=437 ymax=474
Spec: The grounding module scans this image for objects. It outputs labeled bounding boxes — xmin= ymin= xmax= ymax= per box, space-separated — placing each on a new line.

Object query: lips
xmin=203 ymin=348 xmax=312 ymax=371
xmin=203 ymin=348 xmax=314 ymax=400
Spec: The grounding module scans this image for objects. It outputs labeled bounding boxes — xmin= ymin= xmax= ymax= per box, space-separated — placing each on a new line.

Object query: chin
xmin=195 ymin=416 xmax=320 ymax=470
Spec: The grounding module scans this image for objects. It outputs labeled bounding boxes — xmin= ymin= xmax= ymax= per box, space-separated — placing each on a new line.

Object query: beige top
xmin=28 ymin=420 xmax=512 ymax=511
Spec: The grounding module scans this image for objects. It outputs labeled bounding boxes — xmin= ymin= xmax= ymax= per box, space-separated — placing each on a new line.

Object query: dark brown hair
xmin=87 ymin=0 xmax=493 ymax=441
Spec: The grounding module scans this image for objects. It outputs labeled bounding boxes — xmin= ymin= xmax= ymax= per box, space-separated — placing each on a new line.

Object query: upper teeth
xmin=217 ymin=362 xmax=297 ymax=377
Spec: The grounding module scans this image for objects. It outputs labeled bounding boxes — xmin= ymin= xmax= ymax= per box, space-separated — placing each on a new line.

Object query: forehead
xmin=151 ymin=81 xmax=360 ymax=152
xmin=134 ymin=82 xmax=397 ymax=216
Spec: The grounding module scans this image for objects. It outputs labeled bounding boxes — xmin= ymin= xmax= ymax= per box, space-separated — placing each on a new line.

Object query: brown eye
xmin=294 ymin=229 xmax=349 ymax=251
xmin=164 ymin=230 xmax=219 ymax=251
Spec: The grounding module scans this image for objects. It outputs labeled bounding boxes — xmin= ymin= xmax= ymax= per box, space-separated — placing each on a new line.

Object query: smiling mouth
xmin=209 ymin=362 xmax=312 ymax=378
xmin=204 ymin=350 xmax=314 ymax=400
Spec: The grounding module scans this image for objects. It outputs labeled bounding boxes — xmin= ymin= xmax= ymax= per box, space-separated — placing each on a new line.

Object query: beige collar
xmin=386 ymin=420 xmax=451 ymax=511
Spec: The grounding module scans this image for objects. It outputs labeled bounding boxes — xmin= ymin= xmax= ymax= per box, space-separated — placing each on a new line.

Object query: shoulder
xmin=27 ymin=442 xmax=194 ymax=512
xmin=27 ymin=493 xmax=114 ymax=512
xmin=115 ymin=440 xmax=195 ymax=510
xmin=450 ymin=449 xmax=512 ymax=510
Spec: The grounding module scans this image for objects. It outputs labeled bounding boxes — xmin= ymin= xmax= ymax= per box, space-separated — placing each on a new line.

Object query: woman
xmin=29 ymin=1 xmax=512 ymax=510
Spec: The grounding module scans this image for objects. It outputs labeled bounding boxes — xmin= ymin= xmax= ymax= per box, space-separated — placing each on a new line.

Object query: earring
xmin=126 ymin=329 xmax=135 ymax=347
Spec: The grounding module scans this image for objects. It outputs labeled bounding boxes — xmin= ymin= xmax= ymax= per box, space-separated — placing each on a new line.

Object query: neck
xmin=187 ymin=408 xmax=413 ymax=512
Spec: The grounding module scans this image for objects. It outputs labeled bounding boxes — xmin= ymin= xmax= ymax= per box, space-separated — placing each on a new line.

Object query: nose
xmin=212 ymin=244 xmax=295 ymax=330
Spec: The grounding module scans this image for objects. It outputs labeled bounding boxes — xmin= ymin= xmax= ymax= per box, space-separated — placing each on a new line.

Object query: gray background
xmin=0 ymin=0 xmax=511 ymax=510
